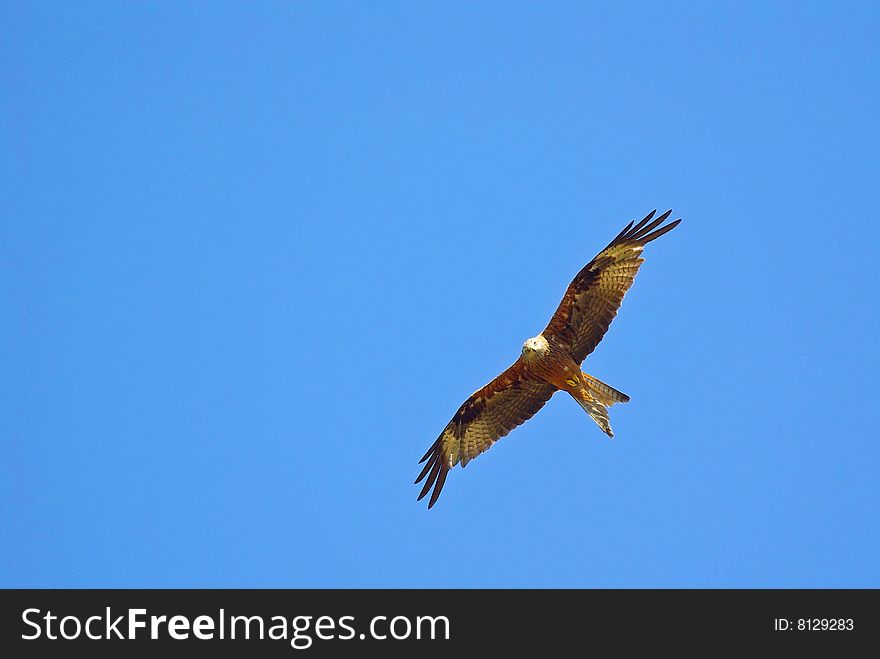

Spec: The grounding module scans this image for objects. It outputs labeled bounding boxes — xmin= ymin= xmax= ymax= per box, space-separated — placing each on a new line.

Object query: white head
xmin=521 ymin=334 xmax=550 ymax=358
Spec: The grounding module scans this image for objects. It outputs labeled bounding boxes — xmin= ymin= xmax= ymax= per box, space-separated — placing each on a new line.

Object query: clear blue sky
xmin=3 ymin=2 xmax=879 ymax=588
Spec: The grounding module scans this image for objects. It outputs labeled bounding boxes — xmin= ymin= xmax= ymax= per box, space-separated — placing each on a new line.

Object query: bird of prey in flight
xmin=416 ymin=209 xmax=681 ymax=508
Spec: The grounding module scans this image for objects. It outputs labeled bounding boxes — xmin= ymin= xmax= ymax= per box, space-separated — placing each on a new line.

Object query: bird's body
xmin=416 ymin=210 xmax=681 ymax=508
xmin=522 ymin=332 xmax=626 ymax=435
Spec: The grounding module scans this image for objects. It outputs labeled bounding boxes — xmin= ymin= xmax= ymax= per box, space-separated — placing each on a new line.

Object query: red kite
xmin=416 ymin=210 xmax=681 ymax=508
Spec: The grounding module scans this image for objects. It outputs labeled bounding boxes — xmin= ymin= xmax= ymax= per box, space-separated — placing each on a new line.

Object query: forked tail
xmin=581 ymin=373 xmax=630 ymax=406
xmin=572 ymin=374 xmax=630 ymax=438
xmin=574 ymin=395 xmax=615 ymax=437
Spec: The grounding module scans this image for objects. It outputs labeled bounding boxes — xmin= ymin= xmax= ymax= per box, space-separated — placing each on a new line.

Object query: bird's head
xmin=521 ymin=334 xmax=550 ymax=358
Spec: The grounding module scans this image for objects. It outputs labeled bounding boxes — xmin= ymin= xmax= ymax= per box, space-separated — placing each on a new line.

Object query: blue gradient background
xmin=3 ymin=2 xmax=878 ymax=587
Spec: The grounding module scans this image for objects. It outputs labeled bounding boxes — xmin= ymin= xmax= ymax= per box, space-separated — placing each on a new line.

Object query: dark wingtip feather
xmin=414 ymin=457 xmax=434 ymax=484
xmin=606 ymin=220 xmax=635 ymax=248
xmin=630 ymin=216 xmax=665 ymax=240
xmin=416 ymin=439 xmax=451 ymax=508
xmin=628 ymin=209 xmax=657 ymax=236
xmin=627 ymin=209 xmax=672 ymax=240
xmin=607 ymin=209 xmax=673 ymax=250
xmin=418 ymin=437 xmax=441 ymax=464
xmin=427 ymin=467 xmax=449 ymax=509
xmin=640 ymin=217 xmax=681 ymax=244
xmin=417 ymin=458 xmax=442 ymax=501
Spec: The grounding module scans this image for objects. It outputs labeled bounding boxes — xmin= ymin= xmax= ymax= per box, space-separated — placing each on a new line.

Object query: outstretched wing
xmin=543 ymin=209 xmax=681 ymax=364
xmin=415 ymin=361 xmax=556 ymax=509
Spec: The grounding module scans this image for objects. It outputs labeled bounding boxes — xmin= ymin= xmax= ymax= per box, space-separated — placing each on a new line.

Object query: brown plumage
xmin=416 ymin=210 xmax=681 ymax=508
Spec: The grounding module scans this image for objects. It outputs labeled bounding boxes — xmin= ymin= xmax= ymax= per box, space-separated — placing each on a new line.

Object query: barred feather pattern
xmin=415 ymin=362 xmax=556 ymax=508
xmin=543 ymin=210 xmax=680 ymax=364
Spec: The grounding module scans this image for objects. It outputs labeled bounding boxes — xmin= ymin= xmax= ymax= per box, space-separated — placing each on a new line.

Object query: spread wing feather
xmin=543 ymin=209 xmax=680 ymax=364
xmin=415 ymin=361 xmax=556 ymax=508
